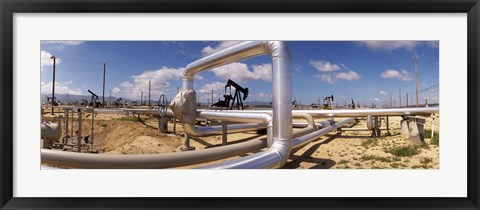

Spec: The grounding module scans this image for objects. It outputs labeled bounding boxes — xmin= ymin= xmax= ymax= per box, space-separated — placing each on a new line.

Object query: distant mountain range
xmin=40 ymin=93 xmax=158 ymax=106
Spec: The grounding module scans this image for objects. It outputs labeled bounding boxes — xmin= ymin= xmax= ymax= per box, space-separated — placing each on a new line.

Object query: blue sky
xmin=40 ymin=41 xmax=439 ymax=107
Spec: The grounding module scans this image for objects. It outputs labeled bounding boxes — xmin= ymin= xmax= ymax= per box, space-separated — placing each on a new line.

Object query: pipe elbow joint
xmin=261 ymin=41 xmax=291 ymax=60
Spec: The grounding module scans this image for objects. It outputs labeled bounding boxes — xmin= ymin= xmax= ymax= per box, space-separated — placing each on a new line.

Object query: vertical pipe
xmin=51 ymin=56 xmax=56 ymax=115
xmin=102 ymin=62 xmax=106 ymax=107
xmin=222 ymin=122 xmax=227 ymax=145
xmin=271 ymin=41 xmax=293 ymax=150
xmin=148 ymin=80 xmax=151 ymax=106
xmin=173 ymin=117 xmax=177 ymax=134
xmin=77 ymin=109 xmax=82 ymax=152
xmin=70 ymin=110 xmax=74 ymax=142
xmin=386 ymin=116 xmax=390 ymax=135
xmin=184 ymin=134 xmax=190 ymax=148
xmin=373 ymin=116 xmax=380 ymax=137
xmin=431 ymin=114 xmax=435 ymax=138
xmin=91 ymin=108 xmax=94 ymax=148
xmin=414 ymin=56 xmax=419 ymax=107
xmin=65 ymin=108 xmax=69 ymax=144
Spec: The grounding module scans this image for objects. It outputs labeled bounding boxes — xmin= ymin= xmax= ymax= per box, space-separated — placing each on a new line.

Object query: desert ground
xmin=42 ymin=108 xmax=439 ymax=169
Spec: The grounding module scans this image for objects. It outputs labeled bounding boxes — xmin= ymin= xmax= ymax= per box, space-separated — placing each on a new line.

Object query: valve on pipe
xmin=169 ymin=89 xmax=197 ymax=124
xmin=41 ymin=122 xmax=62 ymax=149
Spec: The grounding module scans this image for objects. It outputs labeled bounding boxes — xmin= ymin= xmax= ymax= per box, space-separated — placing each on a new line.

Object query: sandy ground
xmin=42 ymin=108 xmax=439 ymax=169
xmin=285 ymin=116 xmax=439 ymax=169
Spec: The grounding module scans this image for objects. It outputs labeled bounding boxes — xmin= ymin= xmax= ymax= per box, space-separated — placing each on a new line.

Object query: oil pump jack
xmin=323 ymin=95 xmax=334 ymax=109
xmin=211 ymin=79 xmax=249 ymax=110
xmin=46 ymin=96 xmax=57 ymax=106
xmin=87 ymin=89 xmax=103 ymax=108
xmin=113 ymin=98 xmax=123 ymax=107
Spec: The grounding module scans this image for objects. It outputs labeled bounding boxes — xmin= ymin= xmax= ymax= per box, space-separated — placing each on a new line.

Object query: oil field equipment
xmin=211 ymin=79 xmax=249 ymax=110
xmin=113 ymin=98 xmax=123 ymax=107
xmin=88 ymin=89 xmax=103 ymax=108
xmin=46 ymin=96 xmax=58 ymax=106
xmin=81 ymin=99 xmax=89 ymax=106
xmin=323 ymin=95 xmax=334 ymax=109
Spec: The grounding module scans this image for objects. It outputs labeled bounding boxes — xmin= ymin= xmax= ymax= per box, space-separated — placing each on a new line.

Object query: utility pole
xmin=50 ymin=55 xmax=56 ymax=114
xmin=101 ymin=62 xmax=107 ymax=107
xmin=211 ymin=90 xmax=214 ymax=105
xmin=414 ymin=56 xmax=419 ymax=107
xmin=406 ymin=93 xmax=409 ymax=107
xmin=141 ymin=91 xmax=143 ymax=106
xmin=148 ymin=80 xmax=151 ymax=106
xmin=399 ymin=89 xmax=401 ymax=108
xmin=390 ymin=92 xmax=392 ymax=108
xmin=109 ymin=90 xmax=112 ymax=108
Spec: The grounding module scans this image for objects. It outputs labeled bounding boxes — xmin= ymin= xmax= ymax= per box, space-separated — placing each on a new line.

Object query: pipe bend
xmin=200 ymin=41 xmax=292 ymax=169
xmin=261 ymin=41 xmax=292 ymax=60
xmin=182 ymin=123 xmax=265 ymax=137
xmin=182 ymin=112 xmax=273 ymax=138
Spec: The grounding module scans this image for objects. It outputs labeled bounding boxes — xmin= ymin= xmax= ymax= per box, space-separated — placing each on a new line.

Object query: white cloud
xmin=315 ymin=70 xmax=360 ymax=84
xmin=118 ymin=66 xmax=185 ymax=99
xmin=372 ymin=98 xmax=380 ymax=101
xmin=256 ymin=92 xmax=272 ymax=98
xmin=199 ymin=82 xmax=225 ymax=94
xmin=41 ymin=81 xmax=82 ymax=95
xmin=112 ymin=87 xmax=121 ymax=94
xmin=41 ymin=50 xmax=61 ymax=71
xmin=379 ymin=90 xmax=387 ymax=95
xmin=211 ymin=62 xmax=272 ymax=83
xmin=202 ymin=41 xmax=242 ymax=56
xmin=43 ymin=41 xmax=85 ymax=46
xmin=315 ymin=74 xmax=335 ymax=84
xmin=335 ymin=70 xmax=360 ymax=81
xmin=309 ymin=60 xmax=342 ymax=72
xmin=358 ymin=41 xmax=418 ymax=51
xmin=381 ymin=69 xmax=412 ymax=81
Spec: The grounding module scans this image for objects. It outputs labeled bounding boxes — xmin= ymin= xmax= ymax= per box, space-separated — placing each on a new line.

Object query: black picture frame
xmin=1 ymin=0 xmax=479 ymax=209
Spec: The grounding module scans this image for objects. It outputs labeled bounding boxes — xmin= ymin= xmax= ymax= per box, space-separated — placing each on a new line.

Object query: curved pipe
xmin=292 ymin=113 xmax=317 ymax=138
xmin=41 ymin=138 xmax=268 ymax=169
xmin=183 ymin=123 xmax=265 ymax=137
xmin=183 ymin=112 xmax=272 ymax=143
xmin=201 ymin=118 xmax=356 ymax=169
xmin=183 ymin=41 xmax=267 ymax=80
xmin=191 ymin=41 xmax=292 ymax=169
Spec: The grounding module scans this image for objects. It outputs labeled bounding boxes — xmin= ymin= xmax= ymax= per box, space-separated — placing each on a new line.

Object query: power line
xmin=408 ymin=83 xmax=439 ymax=95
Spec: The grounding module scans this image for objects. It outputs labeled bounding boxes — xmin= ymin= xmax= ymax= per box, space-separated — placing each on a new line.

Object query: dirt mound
xmin=95 ymin=120 xmax=183 ymax=154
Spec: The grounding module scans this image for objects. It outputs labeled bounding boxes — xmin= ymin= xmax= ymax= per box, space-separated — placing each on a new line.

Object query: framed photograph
xmin=1 ymin=0 xmax=479 ymax=209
